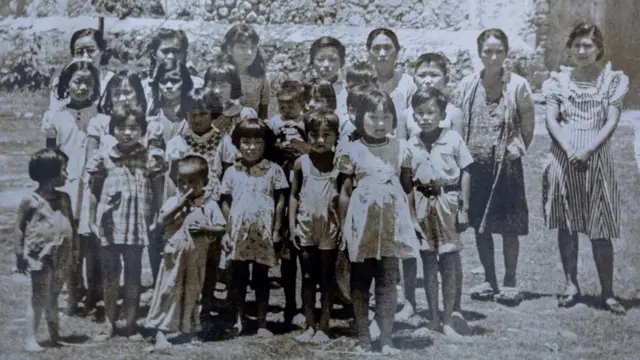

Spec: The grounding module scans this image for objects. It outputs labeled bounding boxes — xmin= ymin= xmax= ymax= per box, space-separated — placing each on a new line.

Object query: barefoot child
xmin=220 ymin=118 xmax=288 ymax=338
xmin=408 ymin=87 xmax=472 ymax=338
xmin=144 ymin=155 xmax=226 ymax=349
xmin=289 ymin=109 xmax=340 ymax=344
xmin=87 ymin=107 xmax=166 ymax=340
xmin=15 ymin=149 xmax=74 ymax=352
xmin=336 ymin=89 xmax=422 ymax=355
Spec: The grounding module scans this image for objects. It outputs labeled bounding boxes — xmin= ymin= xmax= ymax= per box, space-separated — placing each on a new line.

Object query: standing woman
xmin=451 ymin=28 xmax=535 ymax=305
xmin=308 ymin=37 xmax=348 ymax=125
xmin=49 ymin=28 xmax=114 ymax=111
xmin=542 ymin=23 xmax=628 ymax=315
xmin=366 ymin=28 xmax=417 ymax=141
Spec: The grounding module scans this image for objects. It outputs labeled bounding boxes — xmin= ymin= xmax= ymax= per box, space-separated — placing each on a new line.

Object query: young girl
xmin=98 ymin=70 xmax=148 ymax=116
xmin=289 ymin=109 xmax=340 ymax=344
xmin=220 ymin=118 xmax=287 ymax=338
xmin=221 ymin=23 xmax=270 ymax=119
xmin=340 ymin=84 xmax=377 ymax=142
xmin=144 ymin=155 xmax=226 ymax=349
xmin=42 ymin=58 xmax=110 ymax=315
xmin=165 ymin=87 xmax=225 ymax=314
xmin=302 ymin=78 xmax=337 ymax=112
xmin=336 ymin=89 xmax=421 ymax=355
xmin=87 ymin=107 xmax=166 ymax=340
xmin=15 ymin=148 xmax=74 ymax=352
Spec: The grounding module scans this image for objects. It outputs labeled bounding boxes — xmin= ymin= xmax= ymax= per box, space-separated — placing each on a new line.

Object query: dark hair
xmin=203 ymin=56 xmax=243 ymax=100
xmin=56 ymin=59 xmax=101 ymax=102
xmin=70 ymin=28 xmax=108 ymax=66
xmin=566 ymin=22 xmax=605 ymax=61
xmin=366 ymin=28 xmax=401 ymax=52
xmin=230 ymin=117 xmax=277 ymax=157
xmin=347 ymin=84 xmax=376 ymax=110
xmin=276 ymin=80 xmax=304 ymax=102
xmin=309 ymin=36 xmax=346 ymax=67
xmin=221 ymin=23 xmax=266 ymax=78
xmin=352 ymin=89 xmax=397 ymax=140
xmin=98 ymin=70 xmax=147 ymax=115
xmin=302 ymin=78 xmax=337 ymax=111
xmin=177 ymin=154 xmax=209 ymax=186
xmin=411 ymin=86 xmax=448 ymax=114
xmin=346 ymin=61 xmax=378 ymax=88
xmin=149 ymin=62 xmax=194 ymax=117
xmin=184 ymin=87 xmax=223 ymax=120
xmin=146 ymin=28 xmax=190 ymax=78
xmin=303 ymin=108 xmax=340 ymax=138
xmin=477 ymin=28 xmax=510 ymax=55
xmin=29 ymin=148 xmax=69 ymax=183
xmin=414 ymin=52 xmax=450 ymax=77
xmin=109 ymin=106 xmax=147 ymax=136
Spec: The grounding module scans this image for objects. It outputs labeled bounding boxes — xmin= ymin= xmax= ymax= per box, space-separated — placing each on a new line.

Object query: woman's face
xmin=159 ymin=69 xmax=183 ymax=101
xmin=73 ymin=35 xmax=102 ymax=67
xmin=68 ymin=69 xmax=95 ymax=102
xmin=239 ymin=137 xmax=265 ymax=162
xmin=368 ymin=34 xmax=398 ymax=67
xmin=313 ymin=46 xmax=342 ymax=80
xmin=362 ymin=104 xmax=394 ymax=139
xmin=156 ymin=37 xmax=183 ymax=69
xmin=228 ymin=40 xmax=258 ymax=69
xmin=111 ymin=81 xmax=138 ymax=109
xmin=479 ymin=36 xmax=507 ymax=73
xmin=113 ymin=116 xmax=142 ymax=148
xmin=570 ymin=35 xmax=599 ymax=68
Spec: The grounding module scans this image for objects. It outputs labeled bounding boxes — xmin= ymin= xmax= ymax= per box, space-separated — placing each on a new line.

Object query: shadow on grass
xmin=392 ymin=335 xmax=434 ymax=350
xmin=573 ymin=294 xmax=640 ymax=312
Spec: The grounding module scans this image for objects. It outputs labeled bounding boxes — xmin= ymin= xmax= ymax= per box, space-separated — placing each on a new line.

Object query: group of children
xmin=15 ymin=22 xmax=476 ymax=355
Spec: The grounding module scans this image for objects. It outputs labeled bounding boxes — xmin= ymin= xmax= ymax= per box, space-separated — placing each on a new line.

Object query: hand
xmin=570 ymin=147 xmax=592 ymax=171
xmin=289 ymin=229 xmax=300 ymax=250
xmin=16 ymin=254 xmax=28 ymax=274
xmin=90 ymin=223 xmax=100 ymax=237
xmin=273 ymin=229 xmax=281 ymax=244
xmin=222 ymin=235 xmax=232 ymax=253
xmin=456 ymin=209 xmax=469 ymax=233
xmin=188 ymin=221 xmax=204 ymax=233
xmin=338 ymin=234 xmax=346 ymax=251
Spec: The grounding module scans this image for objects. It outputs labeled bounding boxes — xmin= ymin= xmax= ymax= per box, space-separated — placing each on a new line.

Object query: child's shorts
xmin=415 ymin=188 xmax=462 ymax=254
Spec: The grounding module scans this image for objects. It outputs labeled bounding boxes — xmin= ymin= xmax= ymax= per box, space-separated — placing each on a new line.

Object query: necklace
xmin=184 ymin=130 xmax=221 ymax=156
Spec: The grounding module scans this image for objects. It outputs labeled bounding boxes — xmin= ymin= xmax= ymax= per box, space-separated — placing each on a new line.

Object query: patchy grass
xmin=1 ymin=91 xmax=640 ymax=360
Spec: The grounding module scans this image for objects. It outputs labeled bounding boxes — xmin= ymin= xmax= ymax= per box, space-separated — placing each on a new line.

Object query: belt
xmin=416 ymin=183 xmax=459 ymax=197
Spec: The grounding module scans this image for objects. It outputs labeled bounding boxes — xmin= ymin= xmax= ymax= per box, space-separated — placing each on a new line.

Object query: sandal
xmin=469 ymin=282 xmax=498 ymax=301
xmin=495 ymin=287 xmax=524 ymax=307
xmin=602 ymin=298 xmax=626 ymax=315
xmin=557 ymin=292 xmax=580 ymax=308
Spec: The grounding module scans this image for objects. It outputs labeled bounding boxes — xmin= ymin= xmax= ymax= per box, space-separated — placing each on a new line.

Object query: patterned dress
xmin=542 ymin=63 xmax=629 ymax=239
xmin=239 ymin=74 xmax=270 ymax=114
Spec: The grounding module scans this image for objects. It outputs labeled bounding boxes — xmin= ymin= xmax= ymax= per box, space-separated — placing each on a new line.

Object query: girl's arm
xmin=288 ymin=159 xmax=303 ymax=240
xmin=338 ymin=174 xmax=353 ymax=229
xmin=14 ymin=196 xmax=35 ymax=257
xmin=584 ymin=74 xmax=629 ymax=153
xmin=400 ymin=167 xmax=418 ymax=222
xmin=273 ymin=189 xmax=286 ymax=239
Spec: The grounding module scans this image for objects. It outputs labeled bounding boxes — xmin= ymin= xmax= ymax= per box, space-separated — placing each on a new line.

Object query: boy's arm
xmin=459 ymin=168 xmax=471 ymax=212
xmin=14 ymin=196 xmax=35 ymax=257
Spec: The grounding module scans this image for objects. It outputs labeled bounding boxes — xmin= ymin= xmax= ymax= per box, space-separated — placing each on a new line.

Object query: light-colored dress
xmin=294 ymin=154 xmax=340 ymax=249
xmin=144 ymin=194 xmax=225 ymax=333
xmin=542 ymin=63 xmax=628 ymax=239
xmin=147 ymin=109 xmax=189 ymax=146
xmin=41 ymin=104 xmax=110 ymax=233
xmin=384 ymin=72 xmax=417 ymax=141
xmin=335 ymin=138 xmax=421 ymax=262
xmin=220 ymin=159 xmax=289 ymax=267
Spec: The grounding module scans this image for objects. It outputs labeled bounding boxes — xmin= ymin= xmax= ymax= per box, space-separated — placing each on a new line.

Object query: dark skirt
xmin=468 ymin=158 xmax=529 ymax=236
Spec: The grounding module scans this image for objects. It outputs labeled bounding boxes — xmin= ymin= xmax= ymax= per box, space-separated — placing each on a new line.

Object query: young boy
xmin=407 ymin=86 xmax=473 ymax=339
xmin=408 ymin=52 xmax=464 ymax=137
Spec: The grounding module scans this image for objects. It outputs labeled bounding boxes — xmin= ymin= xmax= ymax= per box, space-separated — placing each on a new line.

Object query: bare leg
xmin=25 ymin=271 xmax=46 ymax=352
xmin=123 ymin=246 xmax=143 ymax=337
xmin=475 ymin=231 xmax=498 ymax=291
xmin=590 ymin=238 xmax=624 ymax=314
xmin=502 ymin=235 xmax=519 ymax=288
xmin=421 ymin=251 xmax=441 ymax=330
xmin=557 ymin=228 xmax=580 ymax=303
xmin=377 ymin=257 xmax=399 ymax=354
xmin=396 ymin=258 xmax=416 ymax=321
xmin=351 ymin=260 xmax=373 ymax=350
xmin=99 ymin=246 xmax=120 ymax=339
xmin=453 ymin=254 xmax=463 ymax=312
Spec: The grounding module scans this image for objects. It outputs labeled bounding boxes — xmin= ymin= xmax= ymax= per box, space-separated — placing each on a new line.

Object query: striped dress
xmin=542 ymin=63 xmax=629 ymax=239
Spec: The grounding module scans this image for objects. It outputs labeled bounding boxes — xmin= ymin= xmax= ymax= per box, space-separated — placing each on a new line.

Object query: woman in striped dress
xmin=542 ymin=23 xmax=628 ymax=315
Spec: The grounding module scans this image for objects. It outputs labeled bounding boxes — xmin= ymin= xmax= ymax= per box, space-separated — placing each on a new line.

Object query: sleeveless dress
xmin=542 ymin=63 xmax=629 ymax=239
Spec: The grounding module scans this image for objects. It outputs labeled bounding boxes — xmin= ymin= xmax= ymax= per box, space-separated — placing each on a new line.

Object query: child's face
xmin=113 ymin=116 xmax=142 ymax=148
xmin=308 ymin=125 xmax=337 ymax=153
xmin=239 ymin=137 xmax=265 ymax=162
xmin=187 ymin=108 xmax=213 ymax=133
xmin=73 ymin=35 xmax=101 ymax=67
xmin=306 ymin=98 xmax=329 ymax=112
xmin=313 ymin=46 xmax=342 ymax=80
xmin=209 ymin=82 xmax=233 ymax=108
xmin=111 ymin=81 xmax=137 ymax=109
xmin=413 ymin=99 xmax=444 ymax=133
xmin=156 ymin=37 xmax=182 ymax=69
xmin=159 ymin=69 xmax=182 ymax=101
xmin=177 ymin=171 xmax=205 ymax=197
xmin=68 ymin=69 xmax=95 ymax=102
xmin=278 ymin=98 xmax=302 ymax=119
xmin=54 ymin=163 xmax=68 ymax=187
xmin=414 ymin=62 xmax=447 ymax=90
xmin=570 ymin=35 xmax=599 ymax=67
xmin=362 ymin=105 xmax=394 ymax=139
xmin=228 ymin=41 xmax=258 ymax=69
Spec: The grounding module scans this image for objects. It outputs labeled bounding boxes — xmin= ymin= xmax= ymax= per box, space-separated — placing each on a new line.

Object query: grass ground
xmin=1 ymin=90 xmax=640 ymax=360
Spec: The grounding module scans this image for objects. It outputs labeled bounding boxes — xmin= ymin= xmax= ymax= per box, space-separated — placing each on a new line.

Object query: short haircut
xmin=477 ymin=28 xmax=510 ymax=55
xmin=56 ymin=59 xmax=101 ymax=102
xmin=177 ymin=154 xmax=209 ymax=186
xmin=98 ymin=70 xmax=147 ymax=115
xmin=413 ymin=52 xmax=450 ymax=77
xmin=346 ymin=61 xmax=378 ymax=87
xmin=566 ymin=22 xmax=605 ymax=61
xmin=183 ymin=87 xmax=223 ymax=120
xmin=352 ymin=89 xmax=398 ymax=140
xmin=309 ymin=36 xmax=346 ymax=67
xmin=276 ymin=80 xmax=304 ymax=102
xmin=302 ymin=78 xmax=337 ymax=111
xmin=28 ymin=148 xmax=69 ymax=183
xmin=203 ymin=55 xmax=243 ymax=100
xmin=230 ymin=117 xmax=277 ymax=153
xmin=303 ymin=108 xmax=340 ymax=138
xmin=411 ymin=86 xmax=448 ymax=114
xmin=108 ymin=106 xmax=147 ymax=136
xmin=69 ymin=28 xmax=108 ymax=65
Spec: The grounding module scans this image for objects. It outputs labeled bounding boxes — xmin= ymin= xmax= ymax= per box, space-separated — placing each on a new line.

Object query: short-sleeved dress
xmin=41 ymin=104 xmax=111 ymax=233
xmin=382 ymin=72 xmax=418 ymax=141
xmin=144 ymin=194 xmax=226 ymax=333
xmin=220 ymin=159 xmax=289 ymax=267
xmin=335 ymin=138 xmax=421 ymax=262
xmin=542 ymin=63 xmax=628 ymax=239
xmin=239 ymin=74 xmax=271 ymax=114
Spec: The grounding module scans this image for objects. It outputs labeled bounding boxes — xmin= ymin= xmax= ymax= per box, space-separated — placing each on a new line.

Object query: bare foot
xmin=257 ymin=328 xmax=273 ymax=338
xmin=128 ymin=333 xmax=144 ymax=341
xmin=450 ymin=312 xmax=472 ymax=335
xmin=291 ymin=313 xmax=306 ymax=329
xmin=369 ymin=321 xmax=380 ymax=341
xmin=93 ymin=323 xmax=115 ymax=342
xmin=24 ymin=337 xmax=44 ymax=352
xmin=394 ymin=303 xmax=415 ymax=322
xmin=412 ymin=327 xmax=434 ymax=338
xmin=154 ymin=332 xmax=172 ymax=350
xmin=310 ymin=330 xmax=330 ymax=344
xmin=294 ymin=327 xmax=315 ymax=343
xmin=443 ymin=324 xmax=472 ymax=342
xmin=382 ymin=345 xmax=401 ymax=355
xmin=233 ymin=318 xmax=243 ymax=335
xmin=354 ymin=344 xmax=373 ymax=354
